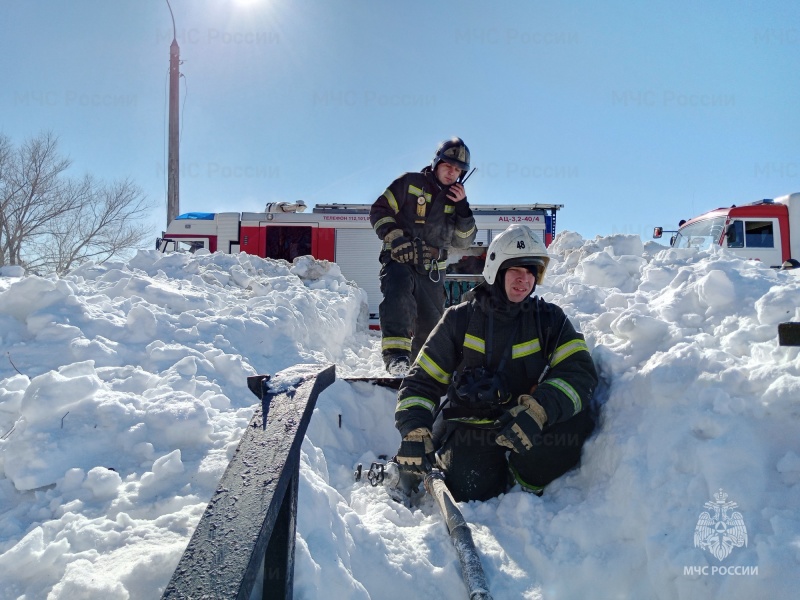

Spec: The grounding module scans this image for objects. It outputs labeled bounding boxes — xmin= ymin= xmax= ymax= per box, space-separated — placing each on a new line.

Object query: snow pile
xmin=1 ymin=238 xmax=799 ymax=599
xmin=294 ymin=235 xmax=800 ymax=599
xmin=0 ymin=250 xmax=373 ymax=599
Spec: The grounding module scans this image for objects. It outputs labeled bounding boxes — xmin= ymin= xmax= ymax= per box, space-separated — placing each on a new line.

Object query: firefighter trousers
xmin=432 ymin=410 xmax=596 ymax=502
xmin=378 ymin=259 xmax=446 ymax=366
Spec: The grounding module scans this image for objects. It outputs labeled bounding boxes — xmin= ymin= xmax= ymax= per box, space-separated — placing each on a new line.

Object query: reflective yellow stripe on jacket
xmin=455 ymin=224 xmax=477 ymax=238
xmin=464 ymin=334 xmax=485 ymax=353
xmin=382 ymin=337 xmax=412 ymax=352
xmin=550 ymin=338 xmax=590 ymax=367
xmin=540 ymin=378 xmax=582 ymax=414
xmin=512 ymin=339 xmax=541 ymax=359
xmin=466 ymin=335 xmax=543 ymax=359
xmin=373 ymin=216 xmax=396 ymax=233
xmin=417 ymin=351 xmax=451 ymax=385
xmin=396 ymin=396 xmax=437 ymax=414
xmin=384 ymin=188 xmax=399 ymax=213
xmin=407 ymin=185 xmax=432 ymax=203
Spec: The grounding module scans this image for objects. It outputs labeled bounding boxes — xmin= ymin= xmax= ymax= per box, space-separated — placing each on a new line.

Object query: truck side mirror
xmin=669 ymin=235 xmax=677 ymax=246
xmin=653 ymin=227 xmax=663 ymax=239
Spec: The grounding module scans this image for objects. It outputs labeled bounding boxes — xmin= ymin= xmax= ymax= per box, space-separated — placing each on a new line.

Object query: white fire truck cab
xmin=157 ymin=201 xmax=563 ymax=323
xmin=654 ymin=192 xmax=800 ymax=269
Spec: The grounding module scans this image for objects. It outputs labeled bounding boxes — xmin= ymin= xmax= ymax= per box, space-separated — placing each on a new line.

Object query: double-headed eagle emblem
xmin=694 ymin=488 xmax=748 ymax=561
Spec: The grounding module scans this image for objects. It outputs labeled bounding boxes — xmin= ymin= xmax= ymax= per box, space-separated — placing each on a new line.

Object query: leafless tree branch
xmin=0 ymin=132 xmax=154 ymax=274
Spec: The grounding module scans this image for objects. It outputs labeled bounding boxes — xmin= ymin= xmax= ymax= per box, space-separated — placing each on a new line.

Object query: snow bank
xmin=295 ymin=235 xmax=800 ymax=599
xmin=0 ymin=251 xmax=373 ymax=598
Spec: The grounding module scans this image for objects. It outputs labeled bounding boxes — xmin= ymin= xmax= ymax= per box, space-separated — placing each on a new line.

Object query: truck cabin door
xmin=724 ymin=219 xmax=783 ymax=267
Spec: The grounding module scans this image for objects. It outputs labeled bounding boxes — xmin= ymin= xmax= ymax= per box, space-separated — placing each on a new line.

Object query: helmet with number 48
xmin=482 ymin=224 xmax=550 ymax=285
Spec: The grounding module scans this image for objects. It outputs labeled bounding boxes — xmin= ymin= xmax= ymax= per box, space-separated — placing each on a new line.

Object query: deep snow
xmin=0 ymin=234 xmax=798 ymax=599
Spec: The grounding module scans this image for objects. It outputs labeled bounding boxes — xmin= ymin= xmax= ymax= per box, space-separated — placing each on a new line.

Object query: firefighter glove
xmin=385 ymin=230 xmax=415 ymax=263
xmin=495 ymin=395 xmax=548 ymax=454
xmin=422 ymin=244 xmax=439 ymax=264
xmin=395 ymin=427 xmax=436 ymax=474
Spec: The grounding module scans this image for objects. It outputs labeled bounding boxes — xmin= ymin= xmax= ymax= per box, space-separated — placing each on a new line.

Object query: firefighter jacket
xmin=370 ymin=166 xmax=477 ymax=259
xmin=395 ymin=284 xmax=598 ymax=438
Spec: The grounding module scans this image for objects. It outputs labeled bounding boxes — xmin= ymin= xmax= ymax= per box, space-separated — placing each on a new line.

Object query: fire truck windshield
xmin=673 ymin=217 xmax=726 ymax=250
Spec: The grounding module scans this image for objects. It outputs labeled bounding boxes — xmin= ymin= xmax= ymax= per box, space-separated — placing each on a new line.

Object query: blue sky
xmin=2 ymin=0 xmax=799 ymax=241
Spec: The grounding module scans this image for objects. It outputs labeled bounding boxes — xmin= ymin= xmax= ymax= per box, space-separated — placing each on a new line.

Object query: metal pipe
xmin=424 ymin=470 xmax=493 ymax=600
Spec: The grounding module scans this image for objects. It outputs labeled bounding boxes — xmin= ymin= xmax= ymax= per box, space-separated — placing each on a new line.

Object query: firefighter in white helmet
xmin=392 ymin=224 xmax=598 ymax=501
xmin=370 ymin=137 xmax=477 ymax=376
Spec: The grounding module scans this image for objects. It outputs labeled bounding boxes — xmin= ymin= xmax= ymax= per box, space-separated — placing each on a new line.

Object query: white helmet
xmin=482 ymin=224 xmax=550 ymax=285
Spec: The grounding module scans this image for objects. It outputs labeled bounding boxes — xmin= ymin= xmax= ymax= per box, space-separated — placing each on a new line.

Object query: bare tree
xmin=0 ymin=134 xmax=13 ymax=266
xmin=0 ymin=132 xmax=153 ymax=274
xmin=25 ymin=175 xmax=152 ymax=274
xmin=0 ymin=132 xmax=76 ymax=267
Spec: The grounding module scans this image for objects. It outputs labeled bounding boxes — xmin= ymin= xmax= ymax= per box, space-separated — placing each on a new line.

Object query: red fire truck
xmin=157 ymin=201 xmax=563 ymax=322
xmin=653 ymin=192 xmax=800 ymax=268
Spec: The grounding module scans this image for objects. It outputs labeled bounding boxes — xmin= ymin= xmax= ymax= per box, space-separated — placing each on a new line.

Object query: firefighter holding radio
xmin=392 ymin=224 xmax=598 ymax=501
xmin=370 ymin=137 xmax=477 ymax=376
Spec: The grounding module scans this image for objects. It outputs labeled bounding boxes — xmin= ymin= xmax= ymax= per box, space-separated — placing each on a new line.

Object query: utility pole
xmin=166 ymin=0 xmax=180 ymax=227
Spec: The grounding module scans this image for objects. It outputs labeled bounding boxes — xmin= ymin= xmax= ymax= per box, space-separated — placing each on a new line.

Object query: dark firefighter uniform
xmin=395 ymin=284 xmax=598 ymax=501
xmin=370 ymin=166 xmax=477 ymax=365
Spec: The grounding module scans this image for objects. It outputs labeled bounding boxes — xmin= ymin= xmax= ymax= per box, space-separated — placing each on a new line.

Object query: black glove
xmin=495 ymin=395 xmax=547 ymax=454
xmin=395 ymin=427 xmax=436 ymax=474
xmin=384 ymin=230 xmax=414 ymax=263
xmin=390 ymin=236 xmax=415 ymax=263
xmin=422 ymin=243 xmax=443 ymax=264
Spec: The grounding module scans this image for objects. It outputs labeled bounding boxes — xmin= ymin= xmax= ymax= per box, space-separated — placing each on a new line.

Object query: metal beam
xmin=162 ymin=364 xmax=336 ymax=599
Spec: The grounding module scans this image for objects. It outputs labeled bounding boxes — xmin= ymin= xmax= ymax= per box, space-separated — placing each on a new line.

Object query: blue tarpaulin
xmin=175 ymin=212 xmax=215 ymax=220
